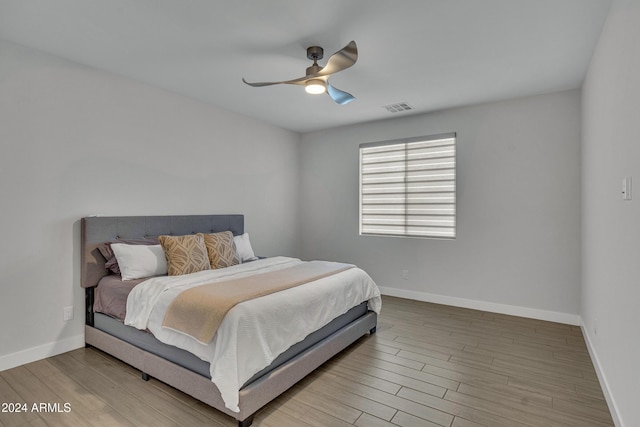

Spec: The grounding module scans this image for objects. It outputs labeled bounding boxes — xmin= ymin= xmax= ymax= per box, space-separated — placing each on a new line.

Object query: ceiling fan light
xmin=305 ymin=79 xmax=326 ymax=94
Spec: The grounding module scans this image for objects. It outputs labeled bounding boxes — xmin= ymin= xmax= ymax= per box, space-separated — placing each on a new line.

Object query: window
xmin=359 ymin=133 xmax=456 ymax=239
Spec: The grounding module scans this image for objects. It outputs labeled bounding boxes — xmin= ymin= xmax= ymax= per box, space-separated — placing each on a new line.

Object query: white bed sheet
xmin=124 ymin=256 xmax=381 ymax=412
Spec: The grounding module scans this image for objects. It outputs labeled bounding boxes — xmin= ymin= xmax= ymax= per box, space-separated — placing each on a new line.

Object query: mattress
xmin=93 ymin=301 xmax=368 ymax=386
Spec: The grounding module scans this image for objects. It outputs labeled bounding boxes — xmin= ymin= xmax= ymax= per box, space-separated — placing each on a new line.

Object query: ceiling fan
xmin=242 ymin=41 xmax=358 ymax=105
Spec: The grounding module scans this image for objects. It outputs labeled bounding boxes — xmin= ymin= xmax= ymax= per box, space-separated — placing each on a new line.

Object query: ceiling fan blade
xmin=241 ymin=78 xmax=282 ymax=87
xmin=327 ymin=81 xmax=355 ymax=105
xmin=317 ymin=41 xmax=358 ymax=77
xmin=242 ymin=74 xmax=311 ymax=87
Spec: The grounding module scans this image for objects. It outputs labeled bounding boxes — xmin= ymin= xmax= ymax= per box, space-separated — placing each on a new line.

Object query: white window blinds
xmin=359 ymin=133 xmax=456 ymax=239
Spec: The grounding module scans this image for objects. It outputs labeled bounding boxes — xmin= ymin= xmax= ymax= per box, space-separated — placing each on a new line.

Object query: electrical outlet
xmin=63 ymin=306 xmax=74 ymax=321
xmin=401 ymin=270 xmax=409 ymax=280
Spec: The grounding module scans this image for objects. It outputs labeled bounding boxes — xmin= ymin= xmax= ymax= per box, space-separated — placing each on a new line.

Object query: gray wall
xmin=300 ymin=90 xmax=582 ymax=323
xmin=581 ymin=0 xmax=640 ymax=425
xmin=0 ymin=39 xmax=301 ymax=369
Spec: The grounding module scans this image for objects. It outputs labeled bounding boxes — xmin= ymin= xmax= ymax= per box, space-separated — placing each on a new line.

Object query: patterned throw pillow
xmin=158 ymin=234 xmax=210 ymax=276
xmin=199 ymin=231 xmax=240 ymax=269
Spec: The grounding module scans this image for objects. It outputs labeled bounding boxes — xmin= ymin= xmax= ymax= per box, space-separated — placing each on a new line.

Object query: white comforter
xmin=124 ymin=256 xmax=381 ymax=412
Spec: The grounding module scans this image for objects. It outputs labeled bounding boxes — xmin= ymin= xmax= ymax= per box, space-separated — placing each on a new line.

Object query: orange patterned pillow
xmin=199 ymin=231 xmax=240 ymax=269
xmin=158 ymin=234 xmax=210 ymax=276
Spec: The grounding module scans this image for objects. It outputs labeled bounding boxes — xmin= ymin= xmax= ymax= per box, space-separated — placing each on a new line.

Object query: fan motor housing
xmin=306 ymin=46 xmax=324 ymax=60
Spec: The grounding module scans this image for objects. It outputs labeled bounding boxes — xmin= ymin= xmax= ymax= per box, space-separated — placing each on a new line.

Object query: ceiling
xmin=0 ymin=0 xmax=612 ymax=133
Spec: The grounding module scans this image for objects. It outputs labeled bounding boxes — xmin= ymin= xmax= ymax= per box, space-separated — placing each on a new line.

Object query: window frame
xmin=359 ymin=132 xmax=457 ymax=239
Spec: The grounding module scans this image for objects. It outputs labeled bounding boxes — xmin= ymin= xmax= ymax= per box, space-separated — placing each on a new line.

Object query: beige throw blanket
xmin=162 ymin=261 xmax=353 ymax=343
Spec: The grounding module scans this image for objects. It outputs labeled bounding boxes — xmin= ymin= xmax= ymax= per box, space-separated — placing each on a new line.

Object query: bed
xmin=81 ymin=214 xmax=380 ymax=427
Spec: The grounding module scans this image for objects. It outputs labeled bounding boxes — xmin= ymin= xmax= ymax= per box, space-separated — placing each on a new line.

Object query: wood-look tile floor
xmin=0 ymin=296 xmax=614 ymax=426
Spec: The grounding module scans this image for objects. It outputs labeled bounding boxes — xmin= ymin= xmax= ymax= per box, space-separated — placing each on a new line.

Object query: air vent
xmin=383 ymin=102 xmax=414 ymax=113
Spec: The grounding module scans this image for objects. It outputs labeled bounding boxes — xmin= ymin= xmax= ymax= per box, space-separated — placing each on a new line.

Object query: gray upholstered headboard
xmin=81 ymin=214 xmax=244 ymax=288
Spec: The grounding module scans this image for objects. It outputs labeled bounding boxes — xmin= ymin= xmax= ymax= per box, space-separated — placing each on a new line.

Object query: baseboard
xmin=0 ymin=334 xmax=85 ymax=372
xmin=581 ymin=324 xmax=623 ymax=427
xmin=378 ymin=286 xmax=581 ymax=325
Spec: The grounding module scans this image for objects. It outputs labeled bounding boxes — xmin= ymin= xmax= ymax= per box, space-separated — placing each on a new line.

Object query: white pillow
xmin=233 ymin=233 xmax=258 ymax=263
xmin=111 ymin=243 xmax=168 ymax=280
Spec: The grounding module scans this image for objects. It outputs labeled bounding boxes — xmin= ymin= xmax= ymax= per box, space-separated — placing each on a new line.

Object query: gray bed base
xmin=81 ymin=215 xmax=377 ymax=427
xmin=94 ymin=301 xmax=368 ymax=382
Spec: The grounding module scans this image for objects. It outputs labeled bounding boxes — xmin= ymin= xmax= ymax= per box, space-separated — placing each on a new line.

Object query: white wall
xmin=0 ymin=39 xmax=300 ymax=370
xmin=300 ymin=90 xmax=582 ymax=323
xmin=581 ymin=0 xmax=640 ymax=425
